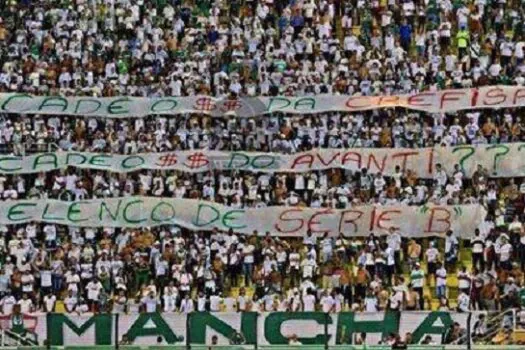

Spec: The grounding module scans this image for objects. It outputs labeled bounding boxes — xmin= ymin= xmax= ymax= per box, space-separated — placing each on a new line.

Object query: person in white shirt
xmin=498 ymin=235 xmax=513 ymax=271
xmin=320 ymin=290 xmax=335 ymax=313
xmin=209 ymin=292 xmax=223 ymax=312
xmin=386 ymin=227 xmax=402 ymax=273
xmin=237 ymin=288 xmax=249 ymax=312
xmin=302 ymin=292 xmax=316 ymax=312
xmin=435 ymin=263 xmax=447 ymax=299
xmin=360 ymin=289 xmax=376 ymax=312
xmin=263 ymin=294 xmax=276 ymax=311
xmin=0 ymin=292 xmax=17 ymax=315
xmin=18 ymin=294 xmax=33 ymax=314
xmin=86 ymin=278 xmax=103 ymax=311
xmin=75 ymin=298 xmax=90 ymax=314
xmin=471 ymin=229 xmax=485 ymax=271
xmin=163 ymin=289 xmax=178 ymax=312
xmin=242 ymin=241 xmax=255 ymax=286
xmin=457 ymin=266 xmax=471 ymax=295
xmin=288 ymin=248 xmax=301 ymax=287
xmin=433 ymin=163 xmax=448 ymax=187
xmin=64 ymin=291 xmax=78 ymax=313
xmin=179 ymin=295 xmax=194 ymax=313
xmin=445 ymin=230 xmax=459 ymax=270
xmin=425 ymin=242 xmax=440 ymax=285
xmin=141 ymin=292 xmax=159 ymax=313
xmin=43 ymin=292 xmax=57 ymax=312
xmin=20 ymin=271 xmax=34 ymax=295
xmin=301 ymin=254 xmax=317 ymax=280
xmin=113 ymin=290 xmax=128 ymax=313
xmin=197 ymin=292 xmax=207 ymax=312
xmin=457 ymin=291 xmax=470 ymax=313
xmin=223 ymin=296 xmax=236 ymax=312
xmin=288 ymin=334 xmax=302 ymax=346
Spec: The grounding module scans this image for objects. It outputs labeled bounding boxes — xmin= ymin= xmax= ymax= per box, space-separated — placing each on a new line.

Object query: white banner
xmin=29 ymin=311 xmax=485 ymax=346
xmin=1 ymin=143 xmax=524 ymax=177
xmin=0 ymin=197 xmax=485 ymax=237
xmin=1 ymin=86 xmax=525 ymax=117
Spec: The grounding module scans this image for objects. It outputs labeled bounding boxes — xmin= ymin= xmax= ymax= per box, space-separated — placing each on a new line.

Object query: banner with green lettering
xmin=2 ymin=142 xmax=525 ymax=177
xmin=0 ymin=197 xmax=485 ymax=237
xmin=5 ymin=312 xmax=483 ymax=346
xmin=1 ymin=86 xmax=525 ymax=117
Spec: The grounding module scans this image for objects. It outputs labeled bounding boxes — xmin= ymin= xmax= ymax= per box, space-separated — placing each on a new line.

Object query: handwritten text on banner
xmin=0 ymin=197 xmax=485 ymax=237
xmin=1 ymin=86 xmax=525 ymax=117
xmin=2 ymin=143 xmax=524 ymax=177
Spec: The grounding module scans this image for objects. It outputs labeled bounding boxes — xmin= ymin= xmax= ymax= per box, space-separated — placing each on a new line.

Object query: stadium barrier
xmin=0 ymin=311 xmax=503 ymax=347
xmin=5 ymin=346 xmax=525 ymax=350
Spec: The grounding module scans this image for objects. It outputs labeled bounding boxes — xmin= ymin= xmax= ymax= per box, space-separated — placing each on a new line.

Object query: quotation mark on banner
xmin=418 ymin=205 xmax=462 ymax=218
xmin=184 ymin=152 xmax=210 ymax=169
xmin=156 ymin=154 xmax=178 ymax=167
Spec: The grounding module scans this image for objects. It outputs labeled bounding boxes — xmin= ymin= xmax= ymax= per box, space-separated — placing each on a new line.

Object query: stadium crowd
xmin=0 ymin=0 xmax=524 ymax=342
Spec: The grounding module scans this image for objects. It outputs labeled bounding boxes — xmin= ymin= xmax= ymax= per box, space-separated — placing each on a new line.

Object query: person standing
xmin=410 ymin=263 xmax=425 ymax=310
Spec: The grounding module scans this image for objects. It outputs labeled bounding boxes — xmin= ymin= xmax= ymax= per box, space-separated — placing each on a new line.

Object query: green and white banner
xmin=0 ymin=197 xmax=485 ymax=237
xmin=2 ymin=142 xmax=525 ymax=177
xmin=1 ymin=86 xmax=525 ymax=117
xmin=6 ymin=311 xmax=482 ymax=346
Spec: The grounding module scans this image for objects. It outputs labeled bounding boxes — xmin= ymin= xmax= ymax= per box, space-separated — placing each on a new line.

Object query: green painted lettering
xmin=294 ymin=97 xmax=316 ymax=110
xmin=107 ymin=98 xmax=130 ymax=114
xmin=7 ymin=203 xmax=37 ymax=221
xmin=74 ymin=99 xmax=102 ymax=114
xmin=42 ymin=203 xmax=65 ymax=221
xmin=123 ymin=199 xmax=146 ymax=224
xmin=252 ymin=155 xmax=276 ymax=169
xmin=88 ymin=154 xmax=112 ymax=167
xmin=121 ymin=156 xmax=145 ymax=170
xmin=1 ymin=94 xmax=33 ymax=112
xmin=151 ymin=202 xmax=176 ymax=223
xmin=67 ymin=202 xmax=88 ymax=223
xmin=65 ymin=153 xmax=87 ymax=166
xmin=0 ymin=156 xmax=22 ymax=172
xmin=38 ymin=97 xmax=68 ymax=111
xmin=222 ymin=210 xmax=246 ymax=229
xmin=335 ymin=311 xmax=399 ymax=345
xmin=227 ymin=153 xmax=250 ymax=169
xmin=411 ymin=312 xmax=454 ymax=344
xmin=98 ymin=200 xmax=122 ymax=221
xmin=266 ymin=97 xmax=291 ymax=112
xmin=151 ymin=99 xmax=178 ymax=112
xmin=193 ymin=203 xmax=220 ymax=227
xmin=264 ymin=312 xmax=331 ymax=344
xmin=189 ymin=312 xmax=256 ymax=344
xmin=47 ymin=313 xmax=112 ymax=345
xmin=125 ymin=313 xmax=182 ymax=344
xmin=33 ymin=153 xmax=58 ymax=170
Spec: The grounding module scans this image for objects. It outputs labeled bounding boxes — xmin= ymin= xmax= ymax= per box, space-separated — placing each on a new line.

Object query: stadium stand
xmin=1 ymin=0 xmax=525 ymax=348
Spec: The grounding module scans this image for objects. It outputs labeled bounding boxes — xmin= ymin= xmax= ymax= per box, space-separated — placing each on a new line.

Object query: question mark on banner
xmin=518 ymin=144 xmax=525 ymax=172
xmin=486 ymin=144 xmax=510 ymax=175
xmin=452 ymin=146 xmax=475 ymax=172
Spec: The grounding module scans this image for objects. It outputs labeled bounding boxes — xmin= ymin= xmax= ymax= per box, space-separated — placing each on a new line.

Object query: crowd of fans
xmin=2 ymin=0 xmax=525 ymax=96
xmin=0 ymin=0 xmax=523 ymax=343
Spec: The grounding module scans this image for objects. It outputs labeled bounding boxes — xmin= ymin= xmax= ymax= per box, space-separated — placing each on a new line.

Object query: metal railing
xmin=4 ymin=345 xmax=525 ymax=350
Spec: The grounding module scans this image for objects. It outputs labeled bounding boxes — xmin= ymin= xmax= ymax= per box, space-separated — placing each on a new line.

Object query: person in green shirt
xmin=520 ymin=287 xmax=525 ymax=306
xmin=410 ymin=262 xmax=425 ymax=310
xmin=456 ymin=25 xmax=470 ymax=60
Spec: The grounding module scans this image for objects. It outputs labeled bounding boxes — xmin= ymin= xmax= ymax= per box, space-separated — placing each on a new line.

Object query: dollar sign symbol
xmin=184 ymin=152 xmax=210 ymax=169
xmin=193 ymin=97 xmax=217 ymax=111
